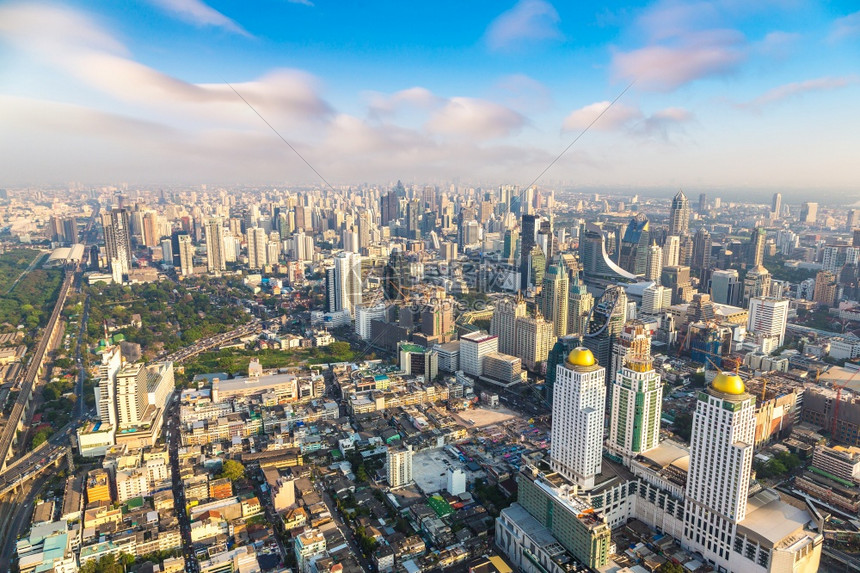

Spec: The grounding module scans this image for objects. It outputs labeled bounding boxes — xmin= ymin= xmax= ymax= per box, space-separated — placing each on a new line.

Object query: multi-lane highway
xmin=161 ymin=319 xmax=262 ymax=364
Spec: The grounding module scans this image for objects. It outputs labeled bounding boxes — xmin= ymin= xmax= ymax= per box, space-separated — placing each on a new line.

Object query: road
xmin=0 ymin=471 xmax=52 ymax=571
xmin=320 ymin=488 xmax=373 ymax=572
xmin=161 ymin=319 xmax=262 ymax=364
xmin=167 ymin=395 xmax=197 ymax=573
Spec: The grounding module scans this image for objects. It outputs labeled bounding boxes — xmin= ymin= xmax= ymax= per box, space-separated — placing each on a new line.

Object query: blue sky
xmin=0 ymin=0 xmax=858 ymax=196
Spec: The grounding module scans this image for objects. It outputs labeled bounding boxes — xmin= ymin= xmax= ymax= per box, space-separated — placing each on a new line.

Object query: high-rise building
xmin=160 ymin=239 xmax=173 ymax=267
xmin=743 ymin=265 xmax=771 ymax=307
xmin=683 ymin=372 xmax=755 ymax=571
xmin=691 ymin=227 xmax=711 ymax=277
xmin=641 ymin=284 xmax=671 ymax=315
xmin=567 ymin=273 xmax=594 ymax=336
xmin=645 ymin=242 xmax=663 ymax=282
xmin=116 ymin=363 xmax=148 ymax=428
xmin=519 ymin=214 xmax=537 ymax=290
xmin=698 ymin=193 xmax=707 ymax=214
xmin=813 ymin=270 xmax=837 ymax=307
xmin=801 ymin=202 xmax=818 ymax=225
xmin=102 ymin=208 xmax=132 ymax=277
xmin=608 ymin=355 xmax=662 ymax=460
xmin=141 ymin=211 xmax=159 ymax=247
xmin=661 ymin=265 xmax=693 ymax=305
xmin=490 ymin=295 xmax=526 ymax=356
xmin=177 ymin=234 xmax=194 ymax=276
xmin=550 ymin=347 xmax=605 ymax=490
xmin=205 ymin=217 xmax=226 ymax=272
xmin=327 ymin=251 xmax=362 ymax=317
xmin=771 ymin=192 xmax=782 ymax=219
xmin=669 ymin=191 xmax=690 ymax=235
xmin=610 ymin=321 xmax=651 ymax=386
xmin=848 ymin=210 xmax=860 ymax=232
xmin=748 ymin=227 xmax=766 ymax=267
xmin=617 ymin=213 xmax=650 ymax=276
xmin=539 ymin=264 xmax=569 ymax=337
xmin=748 ymin=297 xmax=789 ymax=353
xmin=579 ymin=223 xmax=637 ymax=284
xmin=516 ymin=312 xmax=554 ymax=372
xmin=460 ymin=331 xmax=498 ymax=377
xmin=662 ymin=235 xmax=680 ymax=268
xmin=709 ymin=269 xmax=741 ymax=306
xmin=247 ymin=226 xmax=268 ymax=270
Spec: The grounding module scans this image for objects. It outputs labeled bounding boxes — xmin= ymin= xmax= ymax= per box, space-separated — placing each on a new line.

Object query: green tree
xmin=673 ymin=412 xmax=693 ymax=442
xmin=657 ymin=562 xmax=685 ymax=573
xmin=219 ymin=459 xmax=245 ymax=481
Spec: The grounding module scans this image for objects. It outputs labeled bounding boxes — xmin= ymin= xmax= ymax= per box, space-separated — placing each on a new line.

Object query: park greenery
xmin=755 ymin=450 xmax=802 ymax=479
xmin=0 ymin=249 xmax=62 ymax=332
xmin=79 ymin=553 xmax=135 ymax=573
xmin=84 ymin=280 xmax=250 ymax=358
xmin=178 ymin=343 xmax=354 ymax=385
xmin=672 ymin=412 xmax=693 ymax=442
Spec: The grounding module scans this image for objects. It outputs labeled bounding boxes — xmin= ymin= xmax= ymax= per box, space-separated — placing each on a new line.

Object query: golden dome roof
xmin=567 ymin=347 xmax=596 ymax=367
xmin=711 ymin=372 xmax=746 ymax=395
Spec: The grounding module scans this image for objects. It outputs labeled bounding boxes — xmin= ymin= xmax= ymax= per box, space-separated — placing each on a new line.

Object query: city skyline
xmin=0 ymin=0 xmax=858 ymax=194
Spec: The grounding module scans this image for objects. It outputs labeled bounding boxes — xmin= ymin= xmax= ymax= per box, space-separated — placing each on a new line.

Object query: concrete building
xmin=669 ymin=191 xmax=690 ymax=235
xmin=386 ymin=445 xmax=413 ymax=488
xmin=327 ymin=251 xmax=362 ymax=318
xmin=550 ymin=348 xmax=605 ymax=490
xmin=204 ymin=217 xmax=226 ymax=272
xmin=609 ymin=356 xmax=662 ymax=460
xmin=490 ymin=295 xmax=526 ymax=356
xmin=710 ymin=269 xmax=741 ymax=306
xmin=447 ymin=468 xmax=466 ymax=496
xmin=539 ymin=264 xmax=568 ymax=337
xmin=247 ymin=226 xmax=268 ymax=270
xmin=177 ymin=234 xmax=194 ymax=277
xmin=481 ymin=352 xmax=523 ymax=387
xmin=683 ymin=372 xmax=755 ymax=572
xmin=748 ymin=297 xmax=789 ymax=353
xmin=459 ymin=331 xmax=498 ymax=377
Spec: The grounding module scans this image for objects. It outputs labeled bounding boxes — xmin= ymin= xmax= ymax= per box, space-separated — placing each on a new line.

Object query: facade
xmin=669 ymin=191 xmax=690 ymax=235
xmin=641 ymin=284 xmax=671 ymax=315
xmin=482 ymin=352 xmax=523 ymax=386
xmin=247 ymin=226 xmax=268 ymax=270
xmin=102 ymin=208 xmax=132 ymax=278
xmin=539 ymin=264 xmax=569 ymax=337
xmin=116 ymin=363 xmax=148 ymax=428
xmin=610 ymin=321 xmax=651 ymax=386
xmin=645 ymin=241 xmax=662 ymax=282
xmin=177 ymin=234 xmax=194 ymax=277
xmin=386 ymin=445 xmax=413 ymax=488
xmin=710 ymin=269 xmax=741 ymax=306
xmin=328 ymin=251 xmax=362 ymax=317
xmin=617 ymin=213 xmax=650 ymax=276
xmin=515 ymin=313 xmax=553 ymax=372
xmin=683 ymin=372 xmax=755 ymax=571
xmin=567 ymin=274 xmax=593 ymax=336
xmin=747 ymin=297 xmax=789 ymax=352
xmin=459 ymin=331 xmax=498 ymax=377
xmin=609 ymin=357 xmax=662 ymax=460
xmin=550 ymin=348 xmax=605 ymax=490
xmin=204 ymin=217 xmax=226 ymax=272
xmin=490 ymin=295 xmax=526 ymax=356
xmin=663 ymin=235 xmax=680 ymax=268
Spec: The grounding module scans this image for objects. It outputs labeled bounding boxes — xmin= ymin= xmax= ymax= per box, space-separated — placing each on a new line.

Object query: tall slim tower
xmin=515 ymin=312 xmax=553 ymax=372
xmin=116 ymin=363 xmax=148 ymax=428
xmin=669 ymin=191 xmax=690 ymax=236
xmin=331 ymin=251 xmax=362 ymax=317
xmin=519 ymin=214 xmax=537 ymax=290
xmin=662 ymin=235 xmax=680 ymax=268
xmin=539 ymin=264 xmax=569 ymax=338
xmin=205 ymin=217 xmax=226 ymax=272
xmin=567 ymin=274 xmax=594 ymax=337
xmin=683 ymin=372 xmax=755 ymax=571
xmin=247 ymin=227 xmax=268 ymax=270
xmin=608 ymin=355 xmax=662 ymax=460
xmin=645 ymin=242 xmax=663 ymax=283
xmin=102 ymin=208 xmax=132 ymax=277
xmin=610 ymin=321 xmax=651 ymax=386
xmin=551 ymin=347 xmax=605 ymax=490
xmin=771 ymin=192 xmax=782 ymax=219
xmin=490 ymin=295 xmax=526 ymax=356
xmin=177 ymin=234 xmax=194 ymax=276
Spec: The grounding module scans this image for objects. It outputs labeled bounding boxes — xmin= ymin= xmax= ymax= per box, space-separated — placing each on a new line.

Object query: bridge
xmin=161 ymin=319 xmax=262 ymax=364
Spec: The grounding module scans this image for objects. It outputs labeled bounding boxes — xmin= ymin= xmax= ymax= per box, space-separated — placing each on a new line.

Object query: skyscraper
xmin=567 ymin=273 xmax=594 ymax=336
xmin=520 ymin=214 xmax=537 ymax=290
xmin=177 ymin=234 xmax=194 ymax=276
xmin=661 ymin=266 xmax=693 ymax=305
xmin=328 ymin=251 xmax=363 ymax=317
xmin=801 ymin=202 xmax=818 ymax=225
xmin=669 ymin=190 xmax=690 ymax=235
xmin=551 ymin=347 xmax=605 ymax=490
xmin=662 ymin=235 xmax=680 ymax=268
xmin=748 ymin=297 xmax=789 ymax=353
xmin=386 ymin=445 xmax=413 ymax=488
xmin=539 ymin=264 xmax=569 ymax=337
xmin=608 ymin=354 xmax=662 ymax=460
xmin=813 ymin=270 xmax=837 ymax=306
xmin=645 ymin=242 xmax=663 ymax=283
xmin=490 ymin=295 xmax=526 ymax=356
xmin=683 ymin=372 xmax=755 ymax=571
xmin=617 ymin=213 xmax=650 ymax=276
xmin=610 ymin=321 xmax=651 ymax=386
xmin=691 ymin=227 xmax=711 ymax=278
xmin=709 ymin=269 xmax=741 ymax=306
xmin=742 ymin=265 xmax=771 ymax=307
xmin=205 ymin=217 xmax=226 ymax=272
xmin=247 ymin=227 xmax=268 ymax=270
xmin=771 ymin=192 xmax=782 ymax=219
xmin=698 ymin=193 xmax=707 ymax=215
xmin=516 ymin=312 xmax=554 ymax=372
xmin=748 ymin=227 xmax=766 ymax=267
xmin=116 ymin=363 xmax=148 ymax=428
xmin=102 ymin=208 xmax=132 ymax=277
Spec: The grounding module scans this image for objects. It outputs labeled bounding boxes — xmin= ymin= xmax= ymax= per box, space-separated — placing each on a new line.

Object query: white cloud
xmin=367 ymin=87 xmax=442 ymax=117
xmin=147 ymin=0 xmax=251 ymax=36
xmin=563 ymin=101 xmax=693 ymax=139
xmin=563 ymin=101 xmax=642 ymax=132
xmin=611 ymin=0 xmax=747 ymax=91
xmin=495 ymin=74 xmax=552 ymax=112
xmin=739 ymin=76 xmax=860 ymax=109
xmin=426 ymin=97 xmax=526 ymax=139
xmin=831 ymin=10 xmax=860 ymax=42
xmin=485 ymin=0 xmax=562 ymax=51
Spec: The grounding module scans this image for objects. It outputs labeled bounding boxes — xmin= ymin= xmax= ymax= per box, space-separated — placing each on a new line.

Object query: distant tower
xmin=669 ymin=191 xmax=690 ymax=235
xmin=205 ymin=217 xmax=226 ymax=272
xmin=645 ymin=241 xmax=663 ymax=283
xmin=551 ymin=347 xmax=605 ymax=490
xmin=247 ymin=227 xmax=268 ymax=270
xmin=801 ymin=202 xmax=818 ymax=225
xmin=662 ymin=235 xmax=680 ymax=267
xmin=698 ymin=193 xmax=707 ymax=215
xmin=771 ymin=192 xmax=782 ymax=219
xmin=567 ymin=273 xmax=594 ymax=337
xmin=490 ymin=295 xmax=526 ymax=356
xmin=683 ymin=373 xmax=755 ymax=572
xmin=177 ymin=235 xmax=194 ymax=277
xmin=748 ymin=227 xmax=766 ymax=268
xmin=101 ymin=208 xmax=132 ymax=278
xmin=610 ymin=321 xmax=651 ymax=386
